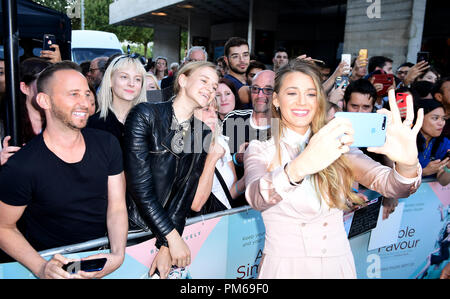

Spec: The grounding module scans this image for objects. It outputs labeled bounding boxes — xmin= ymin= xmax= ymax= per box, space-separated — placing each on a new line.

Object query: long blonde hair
xmin=269 ymin=59 xmax=363 ymax=210
xmin=97 ymin=55 xmax=148 ymax=120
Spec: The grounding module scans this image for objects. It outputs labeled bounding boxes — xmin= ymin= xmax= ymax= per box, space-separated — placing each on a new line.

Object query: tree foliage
xmin=32 ymin=0 xmax=154 ymax=57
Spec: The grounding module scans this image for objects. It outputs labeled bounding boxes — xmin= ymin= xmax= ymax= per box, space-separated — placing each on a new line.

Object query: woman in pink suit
xmin=244 ymin=60 xmax=424 ymax=279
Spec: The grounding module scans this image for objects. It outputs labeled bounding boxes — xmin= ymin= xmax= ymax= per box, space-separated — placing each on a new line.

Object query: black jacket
xmin=124 ymin=100 xmax=211 ymax=248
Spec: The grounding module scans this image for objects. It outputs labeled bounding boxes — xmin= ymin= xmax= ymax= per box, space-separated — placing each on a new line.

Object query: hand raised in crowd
xmin=367 ymin=89 xmax=424 ymax=177
xmin=423 ymin=157 xmax=450 ymax=177
xmin=1 ymin=136 xmax=21 ymax=165
xmin=296 ymin=54 xmax=313 ymax=62
xmin=369 ymin=76 xmax=384 ymax=94
xmin=286 ymin=117 xmax=355 ymax=183
xmin=328 ymin=83 xmax=346 ymax=105
xmin=382 ymin=197 xmax=399 ymax=220
xmin=351 ymin=57 xmax=368 ymax=80
xmin=208 ymin=139 xmax=226 ymax=161
xmin=403 ymin=60 xmax=429 ymax=86
xmin=40 ymin=44 xmax=62 ymax=64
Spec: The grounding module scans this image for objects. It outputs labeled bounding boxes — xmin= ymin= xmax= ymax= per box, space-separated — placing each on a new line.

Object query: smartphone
xmin=372 ymin=73 xmax=394 ymax=97
xmin=62 ymin=258 xmax=107 ymax=274
xmin=396 ymin=92 xmax=409 ymax=118
xmin=445 ymin=151 xmax=450 ymax=159
xmin=43 ymin=34 xmax=56 ymax=51
xmin=335 ymin=76 xmax=349 ymax=89
xmin=334 ymin=112 xmax=387 ymax=148
xmin=358 ymin=49 xmax=368 ymax=66
xmin=341 ymin=54 xmax=352 ymax=75
xmin=416 ymin=51 xmax=429 ymax=63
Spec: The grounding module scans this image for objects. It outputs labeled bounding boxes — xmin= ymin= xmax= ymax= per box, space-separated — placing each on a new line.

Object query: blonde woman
xmin=191 ymin=99 xmax=246 ymax=215
xmin=88 ymin=54 xmax=147 ymax=148
xmin=124 ymin=61 xmax=219 ymax=279
xmin=146 ymin=72 xmax=160 ymax=91
xmin=244 ymin=59 xmax=424 ymax=279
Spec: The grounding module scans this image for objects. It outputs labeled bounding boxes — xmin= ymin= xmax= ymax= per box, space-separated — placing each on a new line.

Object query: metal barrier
xmin=38 ymin=205 xmax=252 ymax=258
xmin=1 ymin=178 xmax=448 ymax=279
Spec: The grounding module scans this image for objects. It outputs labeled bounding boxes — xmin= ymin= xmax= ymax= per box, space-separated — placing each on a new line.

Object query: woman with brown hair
xmin=244 ymin=59 xmax=424 ymax=278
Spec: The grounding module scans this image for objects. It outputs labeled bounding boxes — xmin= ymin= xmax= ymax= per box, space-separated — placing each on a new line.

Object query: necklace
xmin=170 ymin=106 xmax=192 ymax=154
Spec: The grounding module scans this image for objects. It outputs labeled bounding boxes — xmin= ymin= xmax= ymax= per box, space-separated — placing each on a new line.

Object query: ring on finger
xmin=404 ymin=119 xmax=413 ymax=128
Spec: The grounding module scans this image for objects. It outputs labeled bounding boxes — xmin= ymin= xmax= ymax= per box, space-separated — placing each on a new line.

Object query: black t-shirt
xmin=0 ymin=128 xmax=123 ymax=251
xmin=88 ymin=110 xmax=125 ymax=149
xmin=222 ymin=109 xmax=271 ymax=155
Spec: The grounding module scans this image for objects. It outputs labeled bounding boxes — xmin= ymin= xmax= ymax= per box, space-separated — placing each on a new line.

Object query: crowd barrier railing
xmin=0 ymin=179 xmax=448 ymax=279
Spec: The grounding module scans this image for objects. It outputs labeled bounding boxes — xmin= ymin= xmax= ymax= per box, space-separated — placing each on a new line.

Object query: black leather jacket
xmin=124 ymin=100 xmax=210 ymax=248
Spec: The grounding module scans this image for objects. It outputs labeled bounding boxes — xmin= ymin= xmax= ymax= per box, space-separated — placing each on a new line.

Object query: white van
xmin=71 ymin=30 xmax=123 ymax=64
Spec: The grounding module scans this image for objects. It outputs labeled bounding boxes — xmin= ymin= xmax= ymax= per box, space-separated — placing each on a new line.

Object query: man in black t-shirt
xmin=0 ymin=62 xmax=128 ymax=279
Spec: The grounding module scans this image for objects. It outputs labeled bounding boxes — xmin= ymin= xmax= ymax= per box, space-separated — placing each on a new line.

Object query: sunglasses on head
xmin=113 ymin=53 xmax=146 ymax=67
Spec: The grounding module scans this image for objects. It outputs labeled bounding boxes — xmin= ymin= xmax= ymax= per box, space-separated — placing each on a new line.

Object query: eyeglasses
xmin=250 ymin=85 xmax=274 ymax=95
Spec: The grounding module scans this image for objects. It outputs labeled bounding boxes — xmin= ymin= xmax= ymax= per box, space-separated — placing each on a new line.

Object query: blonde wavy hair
xmin=97 ymin=55 xmax=148 ymax=120
xmin=269 ymin=59 xmax=363 ymax=210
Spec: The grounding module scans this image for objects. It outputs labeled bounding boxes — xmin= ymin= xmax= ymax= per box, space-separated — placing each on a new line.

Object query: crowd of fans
xmin=0 ymin=35 xmax=448 ymax=279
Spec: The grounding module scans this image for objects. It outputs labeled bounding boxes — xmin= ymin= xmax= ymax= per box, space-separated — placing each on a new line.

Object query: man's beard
xmin=50 ymin=98 xmax=87 ymax=131
xmin=229 ymin=63 xmax=246 ymax=75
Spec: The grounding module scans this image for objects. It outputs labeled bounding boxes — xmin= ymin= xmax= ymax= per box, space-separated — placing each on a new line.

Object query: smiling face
xmin=250 ymin=70 xmax=275 ymax=114
xmin=226 ymin=44 xmax=250 ymax=75
xmin=273 ymin=71 xmax=318 ymax=135
xmin=216 ymin=83 xmax=236 ymax=118
xmin=180 ymin=66 xmax=219 ymax=109
xmin=44 ymin=70 xmax=91 ymax=130
xmin=111 ymin=66 xmax=143 ymax=103
xmin=195 ymin=100 xmax=218 ymax=132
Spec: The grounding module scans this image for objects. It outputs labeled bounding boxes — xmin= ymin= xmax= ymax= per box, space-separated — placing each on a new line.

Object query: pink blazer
xmin=244 ymin=135 xmax=422 ymax=258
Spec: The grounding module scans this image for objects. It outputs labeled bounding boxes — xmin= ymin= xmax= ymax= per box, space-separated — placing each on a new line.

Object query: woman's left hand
xmin=367 ymin=89 xmax=424 ymax=168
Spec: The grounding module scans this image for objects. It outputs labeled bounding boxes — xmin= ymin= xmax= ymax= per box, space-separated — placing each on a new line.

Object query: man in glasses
xmin=87 ymin=56 xmax=108 ymax=90
xmin=222 ymin=70 xmax=275 ymax=207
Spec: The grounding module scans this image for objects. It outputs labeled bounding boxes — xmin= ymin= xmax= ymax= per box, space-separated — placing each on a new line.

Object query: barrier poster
xmin=0 ymin=182 xmax=448 ymax=279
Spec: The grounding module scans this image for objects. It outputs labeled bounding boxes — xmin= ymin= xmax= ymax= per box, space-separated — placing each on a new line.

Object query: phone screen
xmin=358 ymin=49 xmax=368 ymax=66
xmin=43 ymin=34 xmax=56 ymax=52
xmin=62 ymin=258 xmax=107 ymax=274
xmin=372 ymin=74 xmax=394 ymax=97
xmin=334 ymin=112 xmax=387 ymax=148
xmin=416 ymin=52 xmax=429 ymax=63
xmin=396 ymin=93 xmax=408 ymax=118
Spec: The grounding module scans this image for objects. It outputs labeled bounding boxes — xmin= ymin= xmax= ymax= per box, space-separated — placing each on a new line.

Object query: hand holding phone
xmin=358 ymin=49 xmax=368 ymax=67
xmin=371 ymin=73 xmax=394 ymax=97
xmin=43 ymin=34 xmax=56 ymax=52
xmin=341 ymin=54 xmax=352 ymax=75
xmin=396 ymin=92 xmax=409 ymax=118
xmin=416 ymin=51 xmax=429 ymax=63
xmin=334 ymin=112 xmax=387 ymax=148
xmin=62 ymin=258 xmax=107 ymax=274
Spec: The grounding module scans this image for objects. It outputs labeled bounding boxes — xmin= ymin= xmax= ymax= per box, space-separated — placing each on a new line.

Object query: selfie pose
xmin=244 ymin=60 xmax=424 ymax=279
xmin=124 ymin=61 xmax=219 ymax=279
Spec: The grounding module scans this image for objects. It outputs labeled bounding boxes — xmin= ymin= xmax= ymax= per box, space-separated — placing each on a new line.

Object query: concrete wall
xmin=343 ymin=0 xmax=426 ymax=69
xmin=153 ymin=24 xmax=180 ymax=65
